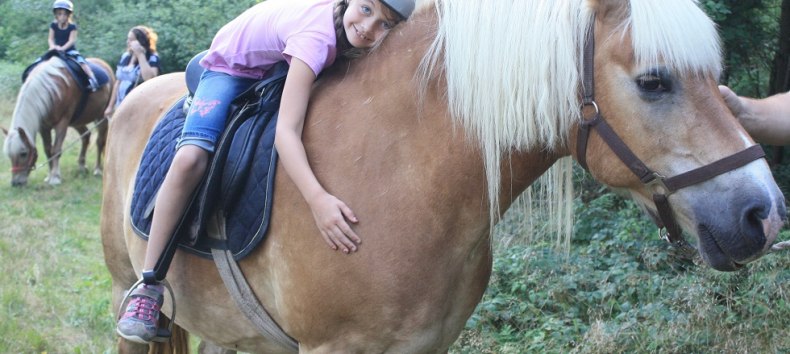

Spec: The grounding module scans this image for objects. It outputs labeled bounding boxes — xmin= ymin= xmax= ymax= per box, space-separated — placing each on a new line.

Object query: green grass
xmin=0 ymin=93 xmax=116 ymax=352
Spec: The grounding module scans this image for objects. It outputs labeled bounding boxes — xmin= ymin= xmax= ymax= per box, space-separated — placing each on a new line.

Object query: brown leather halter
xmin=10 ymin=127 xmax=38 ymax=174
xmin=575 ymin=23 xmax=766 ymax=248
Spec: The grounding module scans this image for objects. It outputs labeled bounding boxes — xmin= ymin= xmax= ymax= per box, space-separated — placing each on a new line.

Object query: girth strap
xmin=212 ymin=247 xmax=299 ymax=352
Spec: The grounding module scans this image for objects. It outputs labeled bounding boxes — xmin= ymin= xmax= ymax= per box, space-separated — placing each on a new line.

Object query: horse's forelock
xmin=3 ymin=129 xmax=21 ymax=157
xmin=627 ymin=0 xmax=722 ymax=77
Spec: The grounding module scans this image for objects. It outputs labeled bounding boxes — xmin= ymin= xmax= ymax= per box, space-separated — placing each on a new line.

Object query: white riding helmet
xmin=379 ymin=0 xmax=415 ymax=20
xmin=52 ymin=0 xmax=74 ymax=13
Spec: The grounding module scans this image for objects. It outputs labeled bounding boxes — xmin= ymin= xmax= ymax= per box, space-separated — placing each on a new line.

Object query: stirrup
xmin=117 ymin=277 xmax=177 ymax=342
xmin=88 ymin=77 xmax=99 ymax=92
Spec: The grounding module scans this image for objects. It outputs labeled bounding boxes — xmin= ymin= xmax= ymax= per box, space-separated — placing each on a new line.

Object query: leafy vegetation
xmin=702 ymin=0 xmax=783 ymax=95
xmin=0 ymin=0 xmax=259 ymax=73
xmin=451 ymin=192 xmax=790 ymax=353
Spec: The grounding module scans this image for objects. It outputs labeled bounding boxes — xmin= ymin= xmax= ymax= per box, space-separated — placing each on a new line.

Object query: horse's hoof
xmin=93 ymin=169 xmax=103 ymax=177
xmin=48 ymin=177 xmax=62 ymax=186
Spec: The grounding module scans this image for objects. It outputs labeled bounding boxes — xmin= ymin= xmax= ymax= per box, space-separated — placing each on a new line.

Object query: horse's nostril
xmin=741 ymin=201 xmax=769 ymax=248
xmin=744 ymin=203 xmax=770 ymax=228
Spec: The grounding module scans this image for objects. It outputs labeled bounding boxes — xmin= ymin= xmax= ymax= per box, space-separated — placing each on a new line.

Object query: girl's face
xmin=126 ymin=31 xmax=138 ymax=49
xmin=343 ymin=0 xmax=399 ymax=49
xmin=53 ymin=9 xmax=70 ymax=25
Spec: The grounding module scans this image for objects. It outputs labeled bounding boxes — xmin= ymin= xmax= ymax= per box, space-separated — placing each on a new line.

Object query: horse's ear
xmin=17 ymin=127 xmax=31 ymax=145
xmin=0 ymin=126 xmax=7 ymax=137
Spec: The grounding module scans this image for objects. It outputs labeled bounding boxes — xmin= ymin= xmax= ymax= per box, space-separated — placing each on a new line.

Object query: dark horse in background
xmin=3 ymin=52 xmax=114 ymax=186
xmin=102 ymin=0 xmax=785 ymax=352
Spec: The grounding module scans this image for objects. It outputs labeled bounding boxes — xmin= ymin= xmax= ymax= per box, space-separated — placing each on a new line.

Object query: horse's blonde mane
xmin=4 ymin=59 xmax=69 ymax=156
xmin=417 ymin=0 xmax=722 ymax=245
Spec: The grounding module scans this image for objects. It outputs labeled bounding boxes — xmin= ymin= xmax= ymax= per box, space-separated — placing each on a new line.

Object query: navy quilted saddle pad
xmin=130 ymin=70 xmax=285 ymax=260
xmin=23 ymin=50 xmax=110 ymax=88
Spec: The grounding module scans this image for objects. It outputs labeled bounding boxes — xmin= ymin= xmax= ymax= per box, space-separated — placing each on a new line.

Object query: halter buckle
xmin=581 ymin=101 xmax=600 ymax=121
xmin=645 ymin=172 xmax=671 ymax=195
xmin=658 ymin=227 xmax=671 ymax=243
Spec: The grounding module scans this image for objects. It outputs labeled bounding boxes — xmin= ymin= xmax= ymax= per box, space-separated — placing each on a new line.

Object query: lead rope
xmin=34 ymin=115 xmax=109 ymax=171
xmin=770 ymin=240 xmax=790 ymax=253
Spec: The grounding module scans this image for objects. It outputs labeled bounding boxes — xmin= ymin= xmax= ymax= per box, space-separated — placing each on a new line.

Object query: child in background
xmin=104 ymin=25 xmax=161 ymax=118
xmin=49 ymin=0 xmax=99 ymax=91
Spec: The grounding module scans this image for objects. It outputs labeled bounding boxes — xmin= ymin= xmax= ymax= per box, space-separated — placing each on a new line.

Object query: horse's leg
xmin=93 ymin=119 xmax=108 ymax=176
xmin=74 ymin=126 xmax=90 ymax=176
xmin=150 ymin=316 xmax=191 ymax=354
xmin=198 ymin=340 xmax=236 ymax=354
xmin=117 ymin=338 xmax=149 ymax=354
xmin=47 ymin=121 xmax=70 ymax=185
xmin=40 ymin=129 xmax=54 ymax=184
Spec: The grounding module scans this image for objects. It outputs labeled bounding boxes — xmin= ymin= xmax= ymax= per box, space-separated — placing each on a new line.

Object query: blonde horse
xmin=101 ymin=0 xmax=785 ymax=352
xmin=3 ymin=56 xmax=113 ymax=186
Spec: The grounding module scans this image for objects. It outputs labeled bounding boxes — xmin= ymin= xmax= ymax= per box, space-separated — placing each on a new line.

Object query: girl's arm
xmin=48 ymin=28 xmax=57 ymax=50
xmin=720 ymin=85 xmax=790 ymax=145
xmin=274 ymin=58 xmax=361 ymax=253
xmin=104 ymin=80 xmax=120 ymax=117
xmin=60 ymin=28 xmax=78 ymax=52
xmin=130 ymin=41 xmax=158 ymax=81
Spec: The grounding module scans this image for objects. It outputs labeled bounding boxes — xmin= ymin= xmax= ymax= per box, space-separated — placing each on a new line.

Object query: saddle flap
xmin=130 ymin=65 xmax=288 ymax=262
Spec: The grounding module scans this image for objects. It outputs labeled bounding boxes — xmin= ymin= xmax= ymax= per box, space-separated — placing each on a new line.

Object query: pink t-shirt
xmin=200 ymin=0 xmax=338 ymax=79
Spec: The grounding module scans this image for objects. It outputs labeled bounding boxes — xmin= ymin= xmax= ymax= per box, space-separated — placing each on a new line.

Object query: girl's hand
xmin=129 ymin=40 xmax=145 ymax=56
xmin=104 ymin=106 xmax=114 ymax=118
xmin=309 ymin=193 xmax=361 ymax=254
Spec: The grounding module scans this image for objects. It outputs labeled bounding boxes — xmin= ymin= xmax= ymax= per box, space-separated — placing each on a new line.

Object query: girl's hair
xmin=131 ymin=25 xmax=158 ymax=56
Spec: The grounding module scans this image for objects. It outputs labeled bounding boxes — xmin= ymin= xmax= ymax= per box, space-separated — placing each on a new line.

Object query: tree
xmin=770 ymin=0 xmax=790 ymax=95
xmin=702 ymin=0 xmax=782 ymax=97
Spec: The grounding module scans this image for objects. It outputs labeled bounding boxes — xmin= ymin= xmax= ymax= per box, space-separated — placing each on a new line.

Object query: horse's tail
xmin=149 ymin=317 xmax=190 ymax=354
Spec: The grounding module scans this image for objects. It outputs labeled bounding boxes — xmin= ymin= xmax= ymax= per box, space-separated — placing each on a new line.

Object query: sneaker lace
xmin=123 ymin=295 xmax=161 ymax=322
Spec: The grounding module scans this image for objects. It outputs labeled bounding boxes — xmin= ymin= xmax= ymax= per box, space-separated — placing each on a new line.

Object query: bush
xmin=0 ymin=61 xmax=24 ymax=100
xmin=452 ymin=190 xmax=790 ymax=353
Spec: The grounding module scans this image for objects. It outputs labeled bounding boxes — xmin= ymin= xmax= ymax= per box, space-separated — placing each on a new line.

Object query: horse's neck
xmin=13 ymin=61 xmax=70 ymax=136
xmin=498 ymin=150 xmax=565 ymax=207
xmin=11 ymin=87 xmax=44 ymax=140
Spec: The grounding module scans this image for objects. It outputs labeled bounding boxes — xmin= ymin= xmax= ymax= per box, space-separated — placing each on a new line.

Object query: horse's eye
xmin=636 ymin=74 xmax=670 ymax=93
xmin=19 ymin=151 xmax=28 ymax=159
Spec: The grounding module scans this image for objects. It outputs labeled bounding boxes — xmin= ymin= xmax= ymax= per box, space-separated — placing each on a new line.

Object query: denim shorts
xmin=177 ymin=70 xmax=257 ymax=152
xmin=65 ymin=50 xmax=87 ymax=64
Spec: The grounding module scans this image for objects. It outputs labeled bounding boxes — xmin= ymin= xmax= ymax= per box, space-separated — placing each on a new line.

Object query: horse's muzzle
xmin=695 ymin=194 xmax=785 ymax=271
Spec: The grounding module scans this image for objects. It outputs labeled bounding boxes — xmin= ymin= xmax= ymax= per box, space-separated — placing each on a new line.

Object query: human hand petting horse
xmin=102 ymin=0 xmax=786 ymax=353
xmin=720 ymin=85 xmax=790 ymax=146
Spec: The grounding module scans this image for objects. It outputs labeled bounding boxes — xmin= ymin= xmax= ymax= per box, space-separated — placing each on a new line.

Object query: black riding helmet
xmin=378 ymin=0 xmax=415 ymax=21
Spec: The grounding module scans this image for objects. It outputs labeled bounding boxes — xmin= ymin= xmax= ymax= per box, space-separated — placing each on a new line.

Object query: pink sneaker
xmin=116 ymin=283 xmax=164 ymax=343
